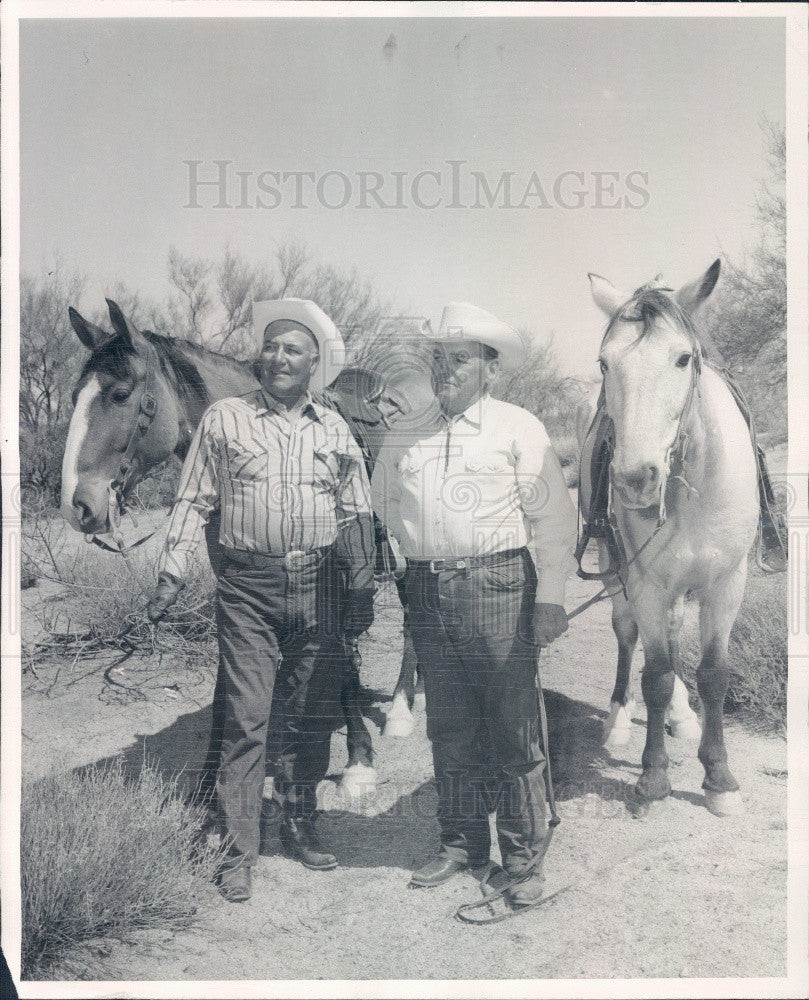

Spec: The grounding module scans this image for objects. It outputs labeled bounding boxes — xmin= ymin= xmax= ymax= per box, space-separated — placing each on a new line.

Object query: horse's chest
xmin=657 ymin=520 xmax=746 ymax=591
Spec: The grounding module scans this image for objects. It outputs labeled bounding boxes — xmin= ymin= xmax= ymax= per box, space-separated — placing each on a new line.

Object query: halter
xmin=86 ymin=345 xmax=159 ymax=555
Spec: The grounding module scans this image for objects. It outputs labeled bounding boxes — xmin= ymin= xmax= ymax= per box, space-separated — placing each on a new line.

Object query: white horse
xmin=577 ymin=260 xmax=759 ymax=816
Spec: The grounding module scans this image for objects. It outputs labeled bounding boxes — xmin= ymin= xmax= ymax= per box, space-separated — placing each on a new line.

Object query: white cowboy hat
xmin=425 ymin=302 xmax=526 ymax=373
xmin=252 ymin=298 xmax=346 ymax=393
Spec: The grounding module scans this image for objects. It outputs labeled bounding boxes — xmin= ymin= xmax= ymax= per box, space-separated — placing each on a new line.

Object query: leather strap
xmin=407 ymin=547 xmax=526 ymax=574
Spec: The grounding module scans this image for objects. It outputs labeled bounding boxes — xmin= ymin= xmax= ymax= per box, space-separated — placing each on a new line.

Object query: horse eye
xmin=598 ymin=358 xmax=608 ymax=374
xmin=675 ymin=353 xmax=692 ymax=369
xmin=111 ymin=388 xmax=133 ymax=404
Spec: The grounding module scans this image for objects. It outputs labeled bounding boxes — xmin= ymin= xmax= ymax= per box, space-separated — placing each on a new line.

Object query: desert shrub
xmin=20 ymin=424 xmax=69 ymax=509
xmin=681 ymin=567 xmax=786 ymax=732
xmin=493 ymin=336 xmax=586 ymax=439
xmin=21 ymin=759 xmax=224 ymax=979
xmin=21 ymin=508 xmax=216 ymax=657
xmin=130 ymin=460 xmax=183 ymax=511
xmin=553 ymin=431 xmax=582 ymax=489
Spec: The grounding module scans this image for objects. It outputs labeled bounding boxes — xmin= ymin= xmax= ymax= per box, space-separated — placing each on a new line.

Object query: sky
xmin=19 ymin=13 xmax=785 ymax=378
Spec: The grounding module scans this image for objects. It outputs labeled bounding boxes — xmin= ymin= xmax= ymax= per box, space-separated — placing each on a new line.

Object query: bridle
xmin=86 ymin=345 xmax=160 ymax=555
xmin=573 ymin=308 xmax=704 ymax=597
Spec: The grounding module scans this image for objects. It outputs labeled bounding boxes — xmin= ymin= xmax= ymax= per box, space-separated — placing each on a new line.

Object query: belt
xmin=407 ymin=547 xmax=526 ymax=574
xmin=222 ymin=546 xmax=330 ymax=571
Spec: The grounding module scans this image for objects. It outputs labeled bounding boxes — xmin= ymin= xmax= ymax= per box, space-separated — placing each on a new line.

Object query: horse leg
xmin=338 ymin=646 xmax=378 ymax=799
xmin=384 ymin=627 xmax=418 ymax=737
xmin=696 ymin=563 xmax=747 ymax=816
xmin=190 ymin=515 xmax=225 ymax=821
xmin=412 ymin=630 xmax=426 ymax=711
xmin=603 ymin=592 xmax=638 ymax=750
xmin=191 ymin=665 xmax=224 ymax=824
xmin=634 ymin=590 xmax=677 ymax=803
xmin=664 ymin=598 xmax=701 ymax=739
xmin=601 ymin=537 xmax=638 ymax=748
xmin=383 ymin=580 xmax=417 ymax=738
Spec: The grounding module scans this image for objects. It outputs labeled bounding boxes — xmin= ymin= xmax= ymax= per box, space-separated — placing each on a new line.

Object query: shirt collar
xmin=254 ymin=388 xmax=323 ymax=422
xmin=443 ymin=392 xmax=491 ymax=428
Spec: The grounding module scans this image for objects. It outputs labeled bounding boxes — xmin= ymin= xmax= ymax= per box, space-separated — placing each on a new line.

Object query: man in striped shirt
xmin=148 ymin=299 xmax=375 ymax=902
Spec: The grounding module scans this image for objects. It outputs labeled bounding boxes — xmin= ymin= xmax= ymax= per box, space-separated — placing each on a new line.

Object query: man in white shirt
xmin=371 ymin=302 xmax=577 ymax=905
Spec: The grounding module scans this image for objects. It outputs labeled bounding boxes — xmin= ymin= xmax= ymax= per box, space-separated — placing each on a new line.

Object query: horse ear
xmin=588 ymin=273 xmax=626 ymax=318
xmin=69 ymin=307 xmax=110 ymax=350
xmin=105 ymin=298 xmax=141 ymax=351
xmin=675 ymin=259 xmax=721 ymax=313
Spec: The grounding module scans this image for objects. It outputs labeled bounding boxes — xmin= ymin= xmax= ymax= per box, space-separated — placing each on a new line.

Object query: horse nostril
xmin=647 ymin=464 xmax=660 ymax=486
xmin=623 ymin=472 xmax=647 ymax=495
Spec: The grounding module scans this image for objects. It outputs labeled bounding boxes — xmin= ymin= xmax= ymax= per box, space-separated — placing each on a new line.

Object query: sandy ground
xmin=21 ymin=543 xmax=788 ymax=982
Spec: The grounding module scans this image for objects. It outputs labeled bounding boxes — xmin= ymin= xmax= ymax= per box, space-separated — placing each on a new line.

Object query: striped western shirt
xmin=370 ymin=394 xmax=577 ymax=606
xmin=159 ymin=389 xmax=373 ymax=582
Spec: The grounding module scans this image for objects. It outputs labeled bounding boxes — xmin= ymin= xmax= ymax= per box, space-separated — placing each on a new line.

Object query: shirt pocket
xmin=461 ymin=451 xmax=515 ymax=512
xmin=223 ymin=440 xmax=265 ymax=482
xmin=481 ymin=559 xmax=525 ymax=592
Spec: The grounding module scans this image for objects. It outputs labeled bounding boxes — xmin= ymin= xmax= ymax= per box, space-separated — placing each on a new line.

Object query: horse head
xmin=590 ymin=259 xmax=720 ymax=510
xmin=360 ymin=328 xmax=442 ymax=454
xmin=61 ymin=300 xmax=184 ymax=534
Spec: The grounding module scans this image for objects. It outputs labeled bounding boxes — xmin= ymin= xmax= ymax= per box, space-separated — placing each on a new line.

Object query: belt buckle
xmin=284 ymin=549 xmax=308 ymax=571
xmin=429 ymin=558 xmax=466 ymax=573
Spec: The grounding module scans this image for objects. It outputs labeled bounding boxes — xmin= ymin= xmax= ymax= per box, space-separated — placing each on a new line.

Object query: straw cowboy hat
xmin=424 ymin=302 xmax=527 ymax=373
xmin=252 ymin=298 xmax=346 ymax=393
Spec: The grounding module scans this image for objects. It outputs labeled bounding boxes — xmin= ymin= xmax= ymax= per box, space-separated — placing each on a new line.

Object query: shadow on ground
xmin=53 ymin=685 xmax=647 ymax=845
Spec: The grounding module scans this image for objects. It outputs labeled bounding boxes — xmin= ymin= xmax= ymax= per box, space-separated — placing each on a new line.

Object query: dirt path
xmin=22 ymin=564 xmax=788 ymax=981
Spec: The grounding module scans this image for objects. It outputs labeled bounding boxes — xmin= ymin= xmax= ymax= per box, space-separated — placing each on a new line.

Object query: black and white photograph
xmin=2 ymin=2 xmax=808 ymax=996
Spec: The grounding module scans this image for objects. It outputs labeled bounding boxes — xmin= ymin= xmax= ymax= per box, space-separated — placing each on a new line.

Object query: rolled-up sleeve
xmin=512 ymin=415 xmax=578 ymax=606
xmin=159 ymin=406 xmax=222 ymax=581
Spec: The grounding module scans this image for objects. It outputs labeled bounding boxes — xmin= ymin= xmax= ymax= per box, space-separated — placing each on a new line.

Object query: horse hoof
xmin=338 ymin=764 xmax=377 ymax=801
xmin=669 ymin=716 xmax=702 ymax=740
xmin=413 ymin=691 xmax=427 ymax=712
xmin=635 ymin=769 xmax=671 ymax=802
xmin=705 ymin=789 xmax=744 ymax=817
xmin=383 ymin=716 xmax=415 ymax=738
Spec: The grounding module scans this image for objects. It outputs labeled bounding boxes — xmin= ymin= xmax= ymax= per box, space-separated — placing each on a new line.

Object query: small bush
xmin=22 ymin=759 xmax=224 ymax=979
xmin=681 ymin=567 xmax=786 ymax=732
xmin=22 ymin=508 xmax=216 ymax=645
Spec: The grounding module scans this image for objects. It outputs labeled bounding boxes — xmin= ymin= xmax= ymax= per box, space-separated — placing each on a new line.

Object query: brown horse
xmin=60 ymin=299 xmax=431 ymax=799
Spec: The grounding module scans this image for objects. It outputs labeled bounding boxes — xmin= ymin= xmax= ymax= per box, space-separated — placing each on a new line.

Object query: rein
xmin=86 ymin=345 xmax=160 ymax=557
xmin=454 ymin=646 xmax=571 ymax=924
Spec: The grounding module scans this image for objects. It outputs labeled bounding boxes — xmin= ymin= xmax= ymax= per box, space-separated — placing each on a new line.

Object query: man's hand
xmin=147 ymin=571 xmax=184 ymax=623
xmin=342 ymin=587 xmax=375 ymax=639
xmin=533 ymin=603 xmax=568 ymax=648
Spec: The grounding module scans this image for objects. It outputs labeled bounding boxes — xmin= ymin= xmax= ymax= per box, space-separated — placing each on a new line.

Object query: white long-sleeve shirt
xmin=370 ymin=394 xmax=577 ymax=606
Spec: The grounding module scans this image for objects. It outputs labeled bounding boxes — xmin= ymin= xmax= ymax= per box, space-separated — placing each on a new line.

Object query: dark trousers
xmin=215 ymin=547 xmax=342 ymax=868
xmin=405 ymin=548 xmax=547 ymax=875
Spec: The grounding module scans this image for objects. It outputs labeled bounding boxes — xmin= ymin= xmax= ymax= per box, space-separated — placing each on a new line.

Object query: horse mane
xmin=601 ymin=282 xmax=723 ymax=365
xmin=79 ymin=328 xmax=255 ymax=411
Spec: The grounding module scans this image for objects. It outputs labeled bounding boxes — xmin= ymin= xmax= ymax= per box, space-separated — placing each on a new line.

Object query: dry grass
xmin=22 ymin=508 xmax=216 ymax=644
xmin=21 ymin=759 xmax=225 ymax=979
